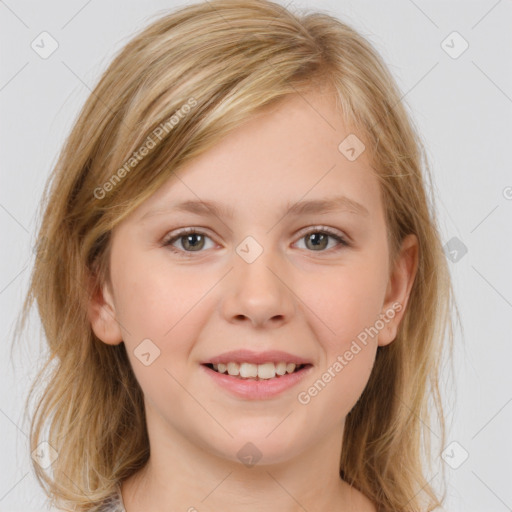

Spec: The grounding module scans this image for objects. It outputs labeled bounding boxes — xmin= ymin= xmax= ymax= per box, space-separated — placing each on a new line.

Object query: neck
xmin=120 ymin=409 xmax=359 ymax=511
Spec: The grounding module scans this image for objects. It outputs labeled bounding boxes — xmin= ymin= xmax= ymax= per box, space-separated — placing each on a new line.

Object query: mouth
xmin=200 ymin=359 xmax=314 ymax=400
xmin=202 ymin=362 xmax=312 ymax=381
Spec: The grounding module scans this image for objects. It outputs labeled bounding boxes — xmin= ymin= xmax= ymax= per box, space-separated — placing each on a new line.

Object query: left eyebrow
xmin=285 ymin=196 xmax=369 ymax=217
xmin=140 ymin=194 xmax=369 ymax=222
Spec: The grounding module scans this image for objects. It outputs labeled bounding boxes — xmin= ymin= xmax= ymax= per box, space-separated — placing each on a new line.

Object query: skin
xmin=88 ymin=86 xmax=418 ymax=512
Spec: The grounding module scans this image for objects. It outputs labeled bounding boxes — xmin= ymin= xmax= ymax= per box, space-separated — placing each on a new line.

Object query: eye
xmin=162 ymin=226 xmax=349 ymax=257
xmin=162 ymin=228 xmax=215 ymax=256
xmin=293 ymin=226 xmax=350 ymax=253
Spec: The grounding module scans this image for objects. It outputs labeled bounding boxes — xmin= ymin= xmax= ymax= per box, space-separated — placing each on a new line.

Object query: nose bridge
xmin=221 ymin=233 xmax=295 ymax=326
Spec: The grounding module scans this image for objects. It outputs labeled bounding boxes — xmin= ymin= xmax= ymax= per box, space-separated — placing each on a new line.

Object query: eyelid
xmin=293 ymin=225 xmax=351 ymax=252
xmin=294 ymin=225 xmax=349 ymax=243
xmin=162 ymin=226 xmax=215 ymax=244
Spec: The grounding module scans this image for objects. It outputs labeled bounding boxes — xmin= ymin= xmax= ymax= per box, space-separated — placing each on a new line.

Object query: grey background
xmin=1 ymin=1 xmax=511 ymax=511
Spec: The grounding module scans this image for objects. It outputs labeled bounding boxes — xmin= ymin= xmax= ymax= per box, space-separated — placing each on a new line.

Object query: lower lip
xmin=201 ymin=364 xmax=313 ymax=400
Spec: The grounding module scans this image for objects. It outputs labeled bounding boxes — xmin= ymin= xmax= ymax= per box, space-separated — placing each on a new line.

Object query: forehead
xmin=134 ymin=88 xmax=382 ymax=223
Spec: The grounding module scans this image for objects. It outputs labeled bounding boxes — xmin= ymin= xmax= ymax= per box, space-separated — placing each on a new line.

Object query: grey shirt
xmin=95 ymin=485 xmax=126 ymax=512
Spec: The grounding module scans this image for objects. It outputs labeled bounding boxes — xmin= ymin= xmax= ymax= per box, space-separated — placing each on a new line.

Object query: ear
xmin=378 ymin=233 xmax=419 ymax=347
xmin=87 ymin=272 xmax=123 ymax=345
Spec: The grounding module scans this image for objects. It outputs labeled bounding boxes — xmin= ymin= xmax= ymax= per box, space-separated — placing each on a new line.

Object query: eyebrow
xmin=141 ymin=195 xmax=369 ymax=221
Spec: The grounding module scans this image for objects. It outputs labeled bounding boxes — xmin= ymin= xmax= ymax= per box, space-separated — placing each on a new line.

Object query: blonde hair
xmin=13 ymin=1 xmax=456 ymax=510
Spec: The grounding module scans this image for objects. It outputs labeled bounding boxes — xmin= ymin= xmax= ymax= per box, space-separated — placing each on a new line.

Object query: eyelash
xmin=161 ymin=226 xmax=350 ymax=257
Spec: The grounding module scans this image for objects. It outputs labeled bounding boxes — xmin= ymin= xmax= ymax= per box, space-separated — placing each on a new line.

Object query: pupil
xmin=308 ymin=233 xmax=327 ymax=250
xmin=184 ymin=234 xmax=203 ymax=250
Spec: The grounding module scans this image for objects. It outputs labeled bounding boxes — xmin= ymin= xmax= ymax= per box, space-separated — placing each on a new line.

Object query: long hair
xmin=13 ymin=1 xmax=456 ymax=510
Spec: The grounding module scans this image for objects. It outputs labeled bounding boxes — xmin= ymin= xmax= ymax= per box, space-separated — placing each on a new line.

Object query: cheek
xmin=300 ymin=251 xmax=388 ymax=415
xmin=297 ymin=294 xmax=379 ymax=420
xmin=296 ymin=318 xmax=377 ymax=428
xmin=112 ymin=250 xmax=210 ymax=340
xmin=304 ymin=349 xmax=376 ymax=420
xmin=112 ymin=254 xmax=225 ymax=371
xmin=300 ymin=256 xmax=389 ymax=349
xmin=113 ymin=263 xmax=211 ymax=399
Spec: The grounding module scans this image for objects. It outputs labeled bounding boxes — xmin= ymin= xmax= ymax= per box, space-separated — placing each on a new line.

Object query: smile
xmin=200 ymin=363 xmax=313 ymax=400
xmin=207 ymin=361 xmax=309 ymax=380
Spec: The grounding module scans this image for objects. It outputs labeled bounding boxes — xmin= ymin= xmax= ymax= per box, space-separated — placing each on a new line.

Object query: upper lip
xmin=201 ymin=349 xmax=312 ymax=366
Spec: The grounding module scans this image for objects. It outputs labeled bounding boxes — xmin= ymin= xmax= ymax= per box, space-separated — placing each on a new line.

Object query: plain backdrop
xmin=1 ymin=1 xmax=511 ymax=511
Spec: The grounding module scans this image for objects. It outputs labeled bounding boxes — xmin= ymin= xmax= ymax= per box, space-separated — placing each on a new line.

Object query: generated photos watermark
xmin=93 ymin=97 xmax=197 ymax=200
xmin=297 ymin=301 xmax=403 ymax=405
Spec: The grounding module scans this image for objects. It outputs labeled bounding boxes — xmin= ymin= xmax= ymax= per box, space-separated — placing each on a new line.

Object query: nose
xmin=220 ymin=245 xmax=296 ymax=329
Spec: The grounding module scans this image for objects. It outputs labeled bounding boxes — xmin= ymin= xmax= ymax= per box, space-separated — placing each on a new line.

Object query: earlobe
xmin=87 ymin=274 xmax=123 ymax=346
xmin=378 ymin=234 xmax=419 ymax=347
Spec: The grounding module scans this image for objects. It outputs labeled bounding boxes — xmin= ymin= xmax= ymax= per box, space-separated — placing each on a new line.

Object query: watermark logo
xmin=31 ymin=31 xmax=59 ymax=59
xmin=441 ymin=441 xmax=469 ymax=469
xmin=441 ymin=31 xmax=469 ymax=59
xmin=338 ymin=134 xmax=366 ymax=162
xmin=31 ymin=441 xmax=58 ymax=469
xmin=236 ymin=442 xmax=263 ymax=467
xmin=134 ymin=338 xmax=161 ymax=366
xmin=443 ymin=236 xmax=468 ymax=263
xmin=236 ymin=236 xmax=264 ymax=264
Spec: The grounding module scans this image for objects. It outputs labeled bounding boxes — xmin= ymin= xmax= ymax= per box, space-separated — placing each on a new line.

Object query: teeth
xmin=227 ymin=362 xmax=240 ymax=376
xmin=257 ymin=363 xmax=276 ymax=379
xmin=211 ymin=361 xmax=303 ymax=379
xmin=275 ymin=362 xmax=287 ymax=376
xmin=286 ymin=363 xmax=296 ymax=374
xmin=239 ymin=363 xmax=258 ymax=378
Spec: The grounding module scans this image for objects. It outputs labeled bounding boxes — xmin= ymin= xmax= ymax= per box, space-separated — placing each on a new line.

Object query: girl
xmin=16 ymin=1 xmax=455 ymax=510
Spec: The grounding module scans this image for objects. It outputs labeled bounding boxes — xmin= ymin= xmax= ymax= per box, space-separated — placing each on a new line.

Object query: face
xmin=89 ymin=87 xmax=418 ymax=466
